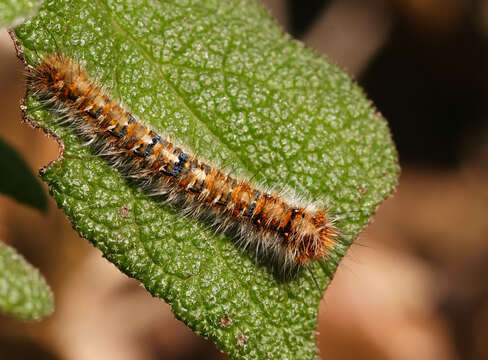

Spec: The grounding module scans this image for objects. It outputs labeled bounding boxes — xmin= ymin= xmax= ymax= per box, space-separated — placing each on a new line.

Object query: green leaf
xmin=14 ymin=0 xmax=399 ymax=358
xmin=0 ymin=137 xmax=47 ymax=212
xmin=0 ymin=0 xmax=42 ymax=28
xmin=0 ymin=241 xmax=54 ymax=320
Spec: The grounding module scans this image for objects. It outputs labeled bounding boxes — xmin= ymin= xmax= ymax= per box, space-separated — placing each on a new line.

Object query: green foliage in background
xmin=12 ymin=0 xmax=399 ymax=358
xmin=0 ymin=137 xmax=47 ymax=211
xmin=0 ymin=241 xmax=53 ymax=320
xmin=0 ymin=0 xmax=42 ymax=27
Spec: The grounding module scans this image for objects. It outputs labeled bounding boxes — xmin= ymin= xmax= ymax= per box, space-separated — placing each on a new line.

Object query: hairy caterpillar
xmin=26 ymin=53 xmax=340 ymax=268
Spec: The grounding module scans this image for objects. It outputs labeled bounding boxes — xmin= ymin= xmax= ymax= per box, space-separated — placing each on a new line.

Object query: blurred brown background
xmin=1 ymin=0 xmax=487 ymax=359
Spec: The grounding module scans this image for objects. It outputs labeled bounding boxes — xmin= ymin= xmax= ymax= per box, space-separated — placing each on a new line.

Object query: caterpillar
xmin=26 ymin=53 xmax=339 ymax=268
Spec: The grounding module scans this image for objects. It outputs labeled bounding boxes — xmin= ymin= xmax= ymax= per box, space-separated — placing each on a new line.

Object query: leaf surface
xmin=14 ymin=0 xmax=399 ymax=358
xmin=0 ymin=241 xmax=53 ymax=320
xmin=0 ymin=0 xmax=42 ymax=27
xmin=0 ymin=137 xmax=47 ymax=211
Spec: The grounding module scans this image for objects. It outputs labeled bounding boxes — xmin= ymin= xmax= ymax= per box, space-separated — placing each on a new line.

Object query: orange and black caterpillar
xmin=27 ymin=54 xmax=338 ymax=267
